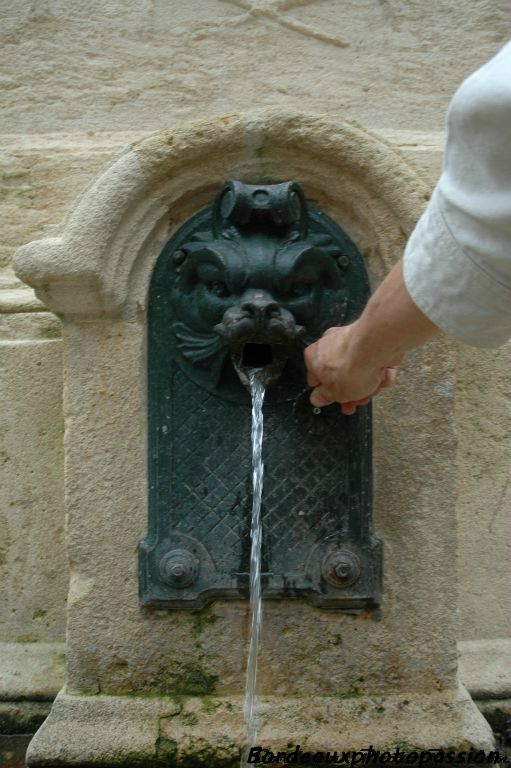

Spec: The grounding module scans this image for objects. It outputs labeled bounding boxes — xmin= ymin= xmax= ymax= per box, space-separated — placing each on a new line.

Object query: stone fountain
xmin=13 ymin=112 xmax=493 ymax=766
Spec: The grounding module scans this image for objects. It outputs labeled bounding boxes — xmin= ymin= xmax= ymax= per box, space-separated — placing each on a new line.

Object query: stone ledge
xmin=459 ymin=639 xmax=511 ymax=700
xmin=0 ymin=643 xmax=66 ymax=702
xmin=0 ymin=287 xmax=45 ymax=314
xmin=25 ymin=687 xmax=493 ymax=766
xmin=0 ymin=701 xmax=51 ymax=734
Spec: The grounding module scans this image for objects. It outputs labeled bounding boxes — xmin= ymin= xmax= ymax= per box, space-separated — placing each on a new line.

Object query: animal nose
xmin=241 ymin=297 xmax=280 ymax=321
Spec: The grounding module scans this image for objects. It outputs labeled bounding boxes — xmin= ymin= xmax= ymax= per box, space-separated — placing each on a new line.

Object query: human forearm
xmin=345 ymin=257 xmax=440 ymax=370
xmin=304 ymin=257 xmax=441 ymax=410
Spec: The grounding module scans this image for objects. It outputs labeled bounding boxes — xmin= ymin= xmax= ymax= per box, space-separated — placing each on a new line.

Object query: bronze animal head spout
xmin=170 ymin=180 xmax=350 ymax=393
xmin=214 ymin=287 xmax=305 ymax=388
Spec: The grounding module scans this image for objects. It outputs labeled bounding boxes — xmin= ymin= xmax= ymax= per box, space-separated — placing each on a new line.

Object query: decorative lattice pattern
xmin=170 ymin=368 xmax=359 ymax=577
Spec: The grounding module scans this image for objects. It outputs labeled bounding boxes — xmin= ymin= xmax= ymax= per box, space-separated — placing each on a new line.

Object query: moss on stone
xmin=37 ymin=320 xmax=62 ymax=339
xmin=382 ymin=742 xmax=426 ymax=752
xmin=152 ymin=661 xmax=218 ymax=696
xmin=335 ymin=684 xmax=364 ymax=699
xmin=191 ymin=608 xmax=219 ymax=637
xmin=181 ymin=712 xmax=199 ymax=727
xmin=155 ymin=735 xmax=178 ymax=762
xmin=14 ymin=633 xmax=39 ymax=643
xmin=201 ymin=695 xmax=221 ymax=715
xmin=178 ymin=743 xmax=239 ymax=768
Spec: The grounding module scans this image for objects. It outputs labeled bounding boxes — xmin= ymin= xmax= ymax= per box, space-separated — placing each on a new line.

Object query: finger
xmin=341 ymin=396 xmax=372 ymax=415
xmin=306 ymin=369 xmax=321 ymax=387
xmin=303 ymin=345 xmax=321 ymax=387
xmin=365 ymin=369 xmax=398 ymax=400
xmin=310 ymin=386 xmax=336 ymax=407
xmin=323 ymin=326 xmax=341 ymax=337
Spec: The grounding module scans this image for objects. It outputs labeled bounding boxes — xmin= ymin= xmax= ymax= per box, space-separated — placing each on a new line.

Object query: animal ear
xmin=306 ymin=233 xmax=339 ymax=255
xmin=173 ymin=244 xmax=228 ymax=282
xmin=174 ymin=240 xmax=249 ymax=296
xmin=276 ymin=242 xmax=342 ymax=288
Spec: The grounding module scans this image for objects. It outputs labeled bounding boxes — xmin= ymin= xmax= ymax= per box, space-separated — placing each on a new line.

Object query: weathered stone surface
xmin=1 ymin=4 xmax=510 ymax=665
xmin=455 ymin=345 xmax=511 ymax=641
xmin=0 ymin=643 xmax=65 ymax=701
xmin=0 ymin=313 xmax=67 ymax=648
xmin=459 ymin=639 xmax=511 ymax=700
xmin=26 ymin=692 xmax=179 ymax=767
xmin=1 ymin=1 xmax=508 ymax=136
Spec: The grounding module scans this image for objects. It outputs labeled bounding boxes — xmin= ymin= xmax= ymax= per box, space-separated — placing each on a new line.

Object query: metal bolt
xmin=335 ymin=562 xmax=351 ymax=580
xmin=321 ymin=549 xmax=361 ymax=588
xmin=159 ymin=549 xmax=199 ymax=589
xmin=336 ymin=254 xmax=350 ymax=271
xmin=312 ymin=407 xmax=322 ymax=415
xmin=172 ymin=249 xmax=187 ymax=267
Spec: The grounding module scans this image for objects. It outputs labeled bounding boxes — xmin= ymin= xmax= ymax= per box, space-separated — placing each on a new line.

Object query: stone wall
xmin=1 ymin=0 xmax=510 ymax=706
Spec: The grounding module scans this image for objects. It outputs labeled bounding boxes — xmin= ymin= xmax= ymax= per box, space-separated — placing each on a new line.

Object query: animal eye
xmin=205 ymin=280 xmax=229 ymax=298
xmin=288 ymin=281 xmax=313 ymax=298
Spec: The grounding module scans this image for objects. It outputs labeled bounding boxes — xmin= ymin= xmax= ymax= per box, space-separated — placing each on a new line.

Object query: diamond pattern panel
xmin=167 ymin=369 xmax=365 ymax=580
xmin=170 ymin=368 xmax=251 ymax=573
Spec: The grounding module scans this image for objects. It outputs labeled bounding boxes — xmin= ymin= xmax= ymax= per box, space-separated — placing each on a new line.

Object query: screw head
xmin=172 ymin=249 xmax=187 ymax=267
xmin=336 ymin=254 xmax=350 ymax=271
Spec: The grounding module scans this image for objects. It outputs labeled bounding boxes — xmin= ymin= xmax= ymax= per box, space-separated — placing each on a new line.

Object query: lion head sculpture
xmin=169 ymin=181 xmax=357 ymax=392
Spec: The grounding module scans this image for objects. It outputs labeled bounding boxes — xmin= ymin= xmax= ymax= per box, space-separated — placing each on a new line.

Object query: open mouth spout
xmin=231 ymin=340 xmax=286 ymax=389
xmin=214 ymin=303 xmax=304 ymax=389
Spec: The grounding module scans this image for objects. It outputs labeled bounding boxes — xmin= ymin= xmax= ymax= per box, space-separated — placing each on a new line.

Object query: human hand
xmin=304 ymin=325 xmax=400 ymax=416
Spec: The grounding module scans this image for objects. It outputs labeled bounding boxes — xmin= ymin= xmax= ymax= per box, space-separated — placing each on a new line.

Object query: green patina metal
xmin=139 ymin=181 xmax=382 ymax=610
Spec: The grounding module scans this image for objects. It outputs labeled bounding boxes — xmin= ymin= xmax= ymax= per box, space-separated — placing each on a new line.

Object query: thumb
xmin=310 ymin=385 xmax=335 ymax=407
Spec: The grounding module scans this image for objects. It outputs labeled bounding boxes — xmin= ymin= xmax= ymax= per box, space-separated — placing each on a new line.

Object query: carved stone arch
xmin=14 ymin=110 xmax=429 ymax=317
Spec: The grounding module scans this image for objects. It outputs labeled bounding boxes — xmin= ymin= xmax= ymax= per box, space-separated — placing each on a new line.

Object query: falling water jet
xmin=241 ymin=369 xmax=266 ymax=768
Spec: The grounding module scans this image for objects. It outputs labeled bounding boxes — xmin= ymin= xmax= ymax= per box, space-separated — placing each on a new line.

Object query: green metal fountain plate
xmin=139 ymin=181 xmax=382 ymax=610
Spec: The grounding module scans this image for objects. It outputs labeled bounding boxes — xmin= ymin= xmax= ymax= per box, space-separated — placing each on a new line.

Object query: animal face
xmin=173 ymin=229 xmax=344 ymax=337
xmin=169 ymin=181 xmax=351 ymax=388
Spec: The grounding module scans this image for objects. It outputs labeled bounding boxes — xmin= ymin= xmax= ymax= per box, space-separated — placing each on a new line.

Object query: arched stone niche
xmin=14 ymin=112 xmax=493 ymax=766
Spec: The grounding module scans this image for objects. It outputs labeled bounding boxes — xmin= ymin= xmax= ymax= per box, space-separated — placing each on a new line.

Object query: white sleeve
xmin=403 ymin=40 xmax=511 ymax=348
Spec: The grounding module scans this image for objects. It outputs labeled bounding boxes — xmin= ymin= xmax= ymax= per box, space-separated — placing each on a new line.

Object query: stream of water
xmin=241 ymin=370 xmax=266 ymax=768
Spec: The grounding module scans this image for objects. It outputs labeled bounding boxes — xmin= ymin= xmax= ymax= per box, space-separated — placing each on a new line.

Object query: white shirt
xmin=404 ymin=41 xmax=511 ymax=348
